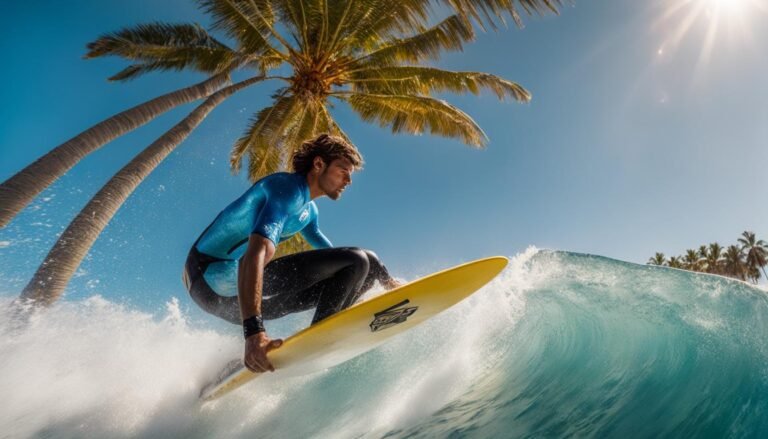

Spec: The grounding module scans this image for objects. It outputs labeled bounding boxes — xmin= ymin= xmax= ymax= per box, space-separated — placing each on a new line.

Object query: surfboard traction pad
xmin=200 ymin=256 xmax=509 ymax=401
xmin=369 ymin=299 xmax=419 ymax=332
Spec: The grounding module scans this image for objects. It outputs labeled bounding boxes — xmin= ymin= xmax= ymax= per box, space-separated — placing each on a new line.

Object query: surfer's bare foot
xmin=244 ymin=332 xmax=283 ymax=373
xmin=382 ymin=277 xmax=404 ymax=290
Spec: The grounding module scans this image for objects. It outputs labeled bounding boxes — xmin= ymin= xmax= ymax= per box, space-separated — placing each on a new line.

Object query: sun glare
xmin=703 ymin=0 xmax=748 ymax=15
xmin=654 ymin=0 xmax=767 ymax=67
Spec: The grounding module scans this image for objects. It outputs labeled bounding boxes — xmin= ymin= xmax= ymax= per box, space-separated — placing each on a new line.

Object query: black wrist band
xmin=243 ymin=315 xmax=265 ymax=338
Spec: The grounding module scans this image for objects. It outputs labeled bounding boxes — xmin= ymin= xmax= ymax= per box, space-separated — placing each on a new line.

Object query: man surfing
xmin=183 ymin=134 xmax=400 ymax=375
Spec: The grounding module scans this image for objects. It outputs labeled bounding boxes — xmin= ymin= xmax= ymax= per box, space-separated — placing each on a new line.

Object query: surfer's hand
xmin=244 ymin=332 xmax=283 ymax=373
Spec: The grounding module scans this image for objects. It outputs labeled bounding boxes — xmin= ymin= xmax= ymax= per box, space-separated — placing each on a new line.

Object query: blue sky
xmin=1 ymin=0 xmax=766 ymax=314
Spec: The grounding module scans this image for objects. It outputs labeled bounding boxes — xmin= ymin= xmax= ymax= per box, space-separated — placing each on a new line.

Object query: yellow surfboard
xmin=200 ymin=256 xmax=508 ymax=401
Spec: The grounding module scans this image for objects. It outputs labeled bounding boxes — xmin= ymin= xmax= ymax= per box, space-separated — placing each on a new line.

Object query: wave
xmin=2 ymin=249 xmax=767 ymax=438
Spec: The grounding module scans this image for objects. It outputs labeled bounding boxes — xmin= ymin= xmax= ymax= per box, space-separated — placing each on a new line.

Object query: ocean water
xmin=1 ymin=248 xmax=767 ymax=438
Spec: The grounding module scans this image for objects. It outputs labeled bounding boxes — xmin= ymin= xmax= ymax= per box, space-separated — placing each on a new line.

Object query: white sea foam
xmin=0 ymin=296 xmax=238 ymax=438
xmin=0 ymin=251 xmax=536 ymax=439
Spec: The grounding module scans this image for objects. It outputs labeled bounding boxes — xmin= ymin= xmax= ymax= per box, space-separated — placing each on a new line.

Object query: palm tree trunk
xmin=18 ymin=75 xmax=264 ymax=307
xmin=0 ymin=73 xmax=230 ymax=228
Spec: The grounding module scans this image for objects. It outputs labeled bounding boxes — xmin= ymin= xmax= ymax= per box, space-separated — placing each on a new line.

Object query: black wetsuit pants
xmin=183 ymin=246 xmax=393 ymax=326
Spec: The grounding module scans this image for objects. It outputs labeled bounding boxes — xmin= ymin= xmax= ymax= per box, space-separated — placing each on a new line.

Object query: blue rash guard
xmin=196 ymin=172 xmax=332 ymax=259
xmin=193 ymin=172 xmax=332 ymax=295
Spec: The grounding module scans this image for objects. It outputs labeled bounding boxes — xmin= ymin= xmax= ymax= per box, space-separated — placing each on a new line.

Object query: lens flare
xmin=653 ymin=0 xmax=767 ymax=68
xmin=705 ymin=0 xmax=743 ymax=13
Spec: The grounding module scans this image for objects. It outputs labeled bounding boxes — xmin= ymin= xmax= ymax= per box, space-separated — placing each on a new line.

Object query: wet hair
xmin=291 ymin=134 xmax=364 ymax=175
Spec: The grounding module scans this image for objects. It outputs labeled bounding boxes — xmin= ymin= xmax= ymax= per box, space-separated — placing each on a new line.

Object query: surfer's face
xmin=318 ymin=158 xmax=354 ymax=200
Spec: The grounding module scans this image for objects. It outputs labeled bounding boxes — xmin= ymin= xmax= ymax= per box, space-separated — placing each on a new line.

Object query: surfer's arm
xmin=300 ymin=218 xmax=333 ymax=249
xmin=239 ymin=234 xmax=283 ymax=372
xmin=242 ymin=189 xmax=290 ymax=318
xmin=238 ymin=234 xmax=275 ymax=319
xmin=241 ymin=188 xmax=295 ymax=373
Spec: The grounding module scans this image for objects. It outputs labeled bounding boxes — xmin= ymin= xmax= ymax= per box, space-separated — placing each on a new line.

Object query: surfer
xmin=183 ymin=134 xmax=401 ymax=373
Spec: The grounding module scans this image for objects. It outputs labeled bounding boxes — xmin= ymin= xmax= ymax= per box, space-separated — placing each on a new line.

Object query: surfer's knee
xmin=362 ymin=249 xmax=391 ymax=282
xmin=336 ymin=247 xmax=369 ymax=270
xmin=363 ymin=249 xmax=384 ymax=274
xmin=362 ymin=249 xmax=381 ymax=265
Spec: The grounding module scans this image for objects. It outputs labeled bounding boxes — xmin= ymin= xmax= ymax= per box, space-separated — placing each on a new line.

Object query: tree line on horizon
xmin=647 ymin=231 xmax=768 ymax=284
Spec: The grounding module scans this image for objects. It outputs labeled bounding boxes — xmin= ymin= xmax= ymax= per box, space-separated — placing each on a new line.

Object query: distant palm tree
xmin=698 ymin=245 xmax=708 ymax=260
xmin=738 ymin=231 xmax=767 ymax=283
xmin=682 ymin=249 xmax=701 ymax=271
xmin=704 ymin=242 xmax=724 ymax=274
xmin=722 ymin=245 xmax=746 ymax=281
xmin=667 ymin=256 xmax=684 ymax=269
xmin=19 ymin=0 xmax=562 ymax=307
xmin=648 ymin=252 xmax=666 ymax=266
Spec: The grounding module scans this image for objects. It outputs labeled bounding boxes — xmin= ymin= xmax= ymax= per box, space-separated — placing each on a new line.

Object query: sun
xmin=654 ymin=0 xmax=767 ymax=66
xmin=703 ymin=0 xmax=747 ymax=13
xmin=700 ymin=0 xmax=765 ymax=20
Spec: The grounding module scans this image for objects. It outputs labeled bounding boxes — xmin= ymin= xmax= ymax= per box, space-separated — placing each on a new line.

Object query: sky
xmin=1 ymin=0 xmax=767 ymax=316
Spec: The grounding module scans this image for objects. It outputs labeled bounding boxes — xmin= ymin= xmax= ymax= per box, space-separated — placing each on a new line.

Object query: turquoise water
xmin=2 ymin=249 xmax=767 ymax=438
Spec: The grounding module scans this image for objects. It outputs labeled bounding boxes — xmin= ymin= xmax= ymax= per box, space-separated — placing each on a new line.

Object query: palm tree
xmin=648 ymin=252 xmax=666 ymax=266
xmin=722 ymin=245 xmax=746 ymax=281
xmin=20 ymin=75 xmax=268 ymax=306
xmin=0 ymin=24 xmax=238 ymax=228
xmin=698 ymin=245 xmax=708 ymax=261
xmin=221 ymin=1 xmax=536 ymax=179
xmin=704 ymin=242 xmax=724 ymax=274
xmin=667 ymin=256 xmax=684 ymax=269
xmin=738 ymin=231 xmax=768 ymax=283
xmin=19 ymin=0 xmax=562 ymax=307
xmin=682 ymin=249 xmax=701 ymax=271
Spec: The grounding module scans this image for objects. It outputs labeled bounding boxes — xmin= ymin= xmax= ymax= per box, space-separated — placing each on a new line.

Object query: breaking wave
xmin=2 ymin=249 xmax=767 ymax=438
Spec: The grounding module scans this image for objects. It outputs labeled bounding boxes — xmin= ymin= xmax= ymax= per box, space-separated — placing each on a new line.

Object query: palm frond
xmin=246 ymin=97 xmax=311 ymax=180
xmin=316 ymin=103 xmax=352 ymax=142
xmin=272 ymin=0 xmax=319 ymax=55
xmin=244 ymin=53 xmax=288 ymax=75
xmin=345 ymin=15 xmax=474 ymax=69
xmin=274 ymin=233 xmax=312 ymax=258
xmin=262 ymin=97 xmax=319 ymax=170
xmin=231 ymin=92 xmax=320 ymax=180
xmin=347 ymin=66 xmax=530 ymax=101
xmin=443 ymin=0 xmax=562 ymax=30
xmin=265 ymin=98 xmax=354 ymax=173
xmin=334 ymin=92 xmax=487 ymax=146
xmin=274 ymin=0 xmax=435 ymax=59
xmin=285 ymin=99 xmax=323 ymax=154
xmin=246 ymin=139 xmax=284 ymax=181
xmin=319 ymin=0 xmax=356 ymax=58
xmin=85 ymin=22 xmax=239 ymax=79
xmin=327 ymin=0 xmax=433 ymax=56
xmin=198 ymin=0 xmax=288 ymax=58
xmin=231 ymin=92 xmax=293 ymax=173
xmin=105 ymin=63 xmax=178 ymax=81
